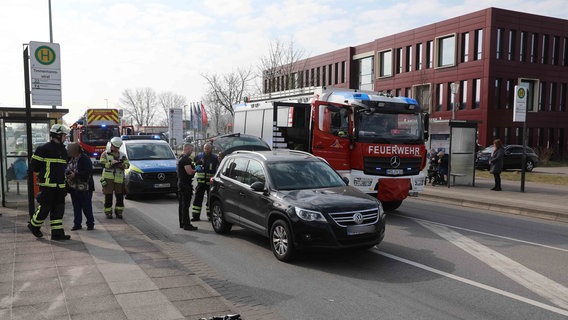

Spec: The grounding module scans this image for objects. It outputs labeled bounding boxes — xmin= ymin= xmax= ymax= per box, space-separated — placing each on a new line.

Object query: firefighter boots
xmin=27 ymin=223 xmax=43 ymax=238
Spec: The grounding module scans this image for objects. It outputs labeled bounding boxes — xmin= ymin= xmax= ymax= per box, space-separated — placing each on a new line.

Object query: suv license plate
xmin=346 ymin=225 xmax=375 ymax=235
xmin=154 ymin=183 xmax=170 ymax=188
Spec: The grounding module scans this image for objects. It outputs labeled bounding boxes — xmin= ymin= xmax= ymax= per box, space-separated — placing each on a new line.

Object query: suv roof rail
xmin=232 ymin=150 xmax=268 ymax=160
xmin=288 ymin=149 xmax=316 ymax=158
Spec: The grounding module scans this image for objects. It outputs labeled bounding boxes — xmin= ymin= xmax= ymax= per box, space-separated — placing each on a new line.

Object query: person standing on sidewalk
xmin=28 ymin=124 xmax=71 ymax=240
xmin=489 ymin=138 xmax=504 ymax=191
xmin=66 ymin=142 xmax=95 ymax=231
xmin=191 ymin=142 xmax=219 ymax=221
xmin=177 ymin=143 xmax=198 ymax=231
xmin=100 ymin=137 xmax=129 ymax=219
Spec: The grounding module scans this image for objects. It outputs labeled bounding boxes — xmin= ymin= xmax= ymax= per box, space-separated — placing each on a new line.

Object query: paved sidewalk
xmin=0 ymin=205 xmax=246 ymax=320
xmin=417 ymin=168 xmax=568 ymax=222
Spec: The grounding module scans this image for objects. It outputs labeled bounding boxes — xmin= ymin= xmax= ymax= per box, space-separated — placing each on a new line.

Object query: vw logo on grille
xmin=157 ymin=173 xmax=166 ymax=181
xmin=353 ymin=213 xmax=364 ymax=224
xmin=390 ymin=156 xmax=401 ymax=168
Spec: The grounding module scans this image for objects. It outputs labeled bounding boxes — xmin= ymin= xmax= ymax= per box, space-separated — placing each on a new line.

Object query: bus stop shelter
xmin=0 ymin=107 xmax=68 ymax=208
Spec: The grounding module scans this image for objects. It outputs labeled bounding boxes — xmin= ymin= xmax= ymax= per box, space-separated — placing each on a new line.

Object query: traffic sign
xmin=29 ymin=41 xmax=62 ymax=106
xmin=513 ymin=85 xmax=527 ymax=122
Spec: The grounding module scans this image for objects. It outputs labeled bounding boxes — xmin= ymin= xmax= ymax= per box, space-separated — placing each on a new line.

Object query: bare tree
xmin=201 ymin=67 xmax=255 ymax=117
xmin=120 ymin=87 xmax=158 ymax=128
xmin=157 ymin=91 xmax=187 ymax=125
xmin=258 ymin=39 xmax=308 ymax=93
xmin=202 ymin=92 xmax=231 ymax=135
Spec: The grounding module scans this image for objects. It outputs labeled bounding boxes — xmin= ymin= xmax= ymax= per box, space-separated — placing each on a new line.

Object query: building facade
xmin=263 ymin=7 xmax=568 ymax=160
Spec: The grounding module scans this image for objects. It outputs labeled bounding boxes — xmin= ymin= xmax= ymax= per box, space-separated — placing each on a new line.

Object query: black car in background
xmin=209 ymin=133 xmax=270 ymax=157
xmin=209 ymin=150 xmax=386 ymax=262
xmin=475 ymin=144 xmax=539 ymax=172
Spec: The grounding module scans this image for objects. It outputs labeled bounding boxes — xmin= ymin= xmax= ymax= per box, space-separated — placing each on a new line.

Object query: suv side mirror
xmin=250 ymin=181 xmax=265 ymax=191
xmin=342 ymin=176 xmax=350 ymax=185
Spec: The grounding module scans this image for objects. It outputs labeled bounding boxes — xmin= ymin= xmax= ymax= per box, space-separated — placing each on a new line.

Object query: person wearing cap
xmin=100 ymin=136 xmax=129 ymax=219
xmin=28 ymin=123 xmax=71 ymax=240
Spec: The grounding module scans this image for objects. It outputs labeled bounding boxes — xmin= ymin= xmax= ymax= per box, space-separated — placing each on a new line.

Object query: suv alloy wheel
xmin=270 ymin=219 xmax=296 ymax=262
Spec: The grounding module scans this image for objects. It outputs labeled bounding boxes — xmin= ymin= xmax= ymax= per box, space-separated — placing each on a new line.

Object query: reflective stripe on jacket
xmin=30 ymin=141 xmax=68 ymax=188
xmin=100 ymin=151 xmax=129 ymax=183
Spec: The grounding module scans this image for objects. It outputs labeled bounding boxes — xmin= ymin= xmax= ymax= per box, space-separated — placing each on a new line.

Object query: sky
xmin=1 ymin=0 xmax=567 ymax=124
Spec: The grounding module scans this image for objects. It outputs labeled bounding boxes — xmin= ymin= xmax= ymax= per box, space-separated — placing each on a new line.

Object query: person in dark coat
xmin=29 ymin=124 xmax=71 ymax=240
xmin=66 ymin=142 xmax=95 ymax=230
xmin=489 ymin=138 xmax=504 ymax=191
xmin=177 ymin=143 xmax=198 ymax=231
xmin=437 ymin=151 xmax=449 ymax=185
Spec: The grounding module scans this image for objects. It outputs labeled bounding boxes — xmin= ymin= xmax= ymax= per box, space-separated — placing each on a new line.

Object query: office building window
xmin=358 ymin=56 xmax=374 ymax=91
xmin=538 ymin=81 xmax=546 ymax=111
xmin=549 ymin=82 xmax=556 ymax=111
xmin=473 ymin=78 xmax=481 ymax=109
xmin=396 ymin=48 xmax=403 ymax=74
xmin=520 ymin=31 xmax=527 ymax=62
xmin=474 ymin=29 xmax=483 ymax=60
xmin=560 ymin=83 xmax=567 ymax=112
xmin=395 ymin=88 xmax=402 ymax=97
xmin=459 ymin=80 xmax=467 ymax=110
xmin=436 ymin=34 xmax=456 ymax=68
xmin=448 ymin=82 xmax=456 ymax=112
xmin=531 ymin=33 xmax=539 ymax=63
xmin=405 ymin=87 xmax=412 ymax=98
xmin=494 ymin=78 xmax=502 ymax=109
xmin=505 ymin=127 xmax=511 ymax=144
xmin=426 ymin=41 xmax=434 ymax=68
xmin=564 ymin=38 xmax=568 ymax=66
xmin=328 ymin=64 xmax=333 ymax=85
xmin=341 ymin=61 xmax=346 ymax=83
xmin=541 ymin=34 xmax=549 ymax=64
xmin=416 ymin=43 xmax=423 ymax=70
xmin=316 ymin=67 xmax=321 ymax=86
xmin=496 ymin=28 xmax=503 ymax=59
xmin=413 ymin=84 xmax=431 ymax=113
xmin=552 ymin=36 xmax=560 ymax=65
xmin=506 ymin=79 xmax=514 ymax=109
xmin=436 ymin=83 xmax=443 ymax=112
xmin=334 ymin=63 xmax=339 ymax=84
xmin=508 ymin=30 xmax=516 ymax=61
xmin=406 ymin=45 xmax=413 ymax=72
xmin=461 ymin=32 xmax=469 ymax=62
xmin=378 ymin=49 xmax=393 ymax=77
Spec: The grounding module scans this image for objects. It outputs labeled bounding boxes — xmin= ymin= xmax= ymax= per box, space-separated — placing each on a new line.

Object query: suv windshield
xmin=213 ymin=135 xmax=270 ymax=155
xmin=267 ymin=160 xmax=345 ymax=190
xmin=126 ymin=143 xmax=175 ymax=160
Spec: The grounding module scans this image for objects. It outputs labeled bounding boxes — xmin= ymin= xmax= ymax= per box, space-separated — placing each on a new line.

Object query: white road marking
xmin=392 ymin=213 xmax=568 ymax=253
xmin=419 ymin=221 xmax=568 ymax=310
xmin=375 ymin=250 xmax=568 ymax=317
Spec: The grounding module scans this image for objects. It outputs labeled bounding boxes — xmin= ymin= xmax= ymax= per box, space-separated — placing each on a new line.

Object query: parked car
xmin=119 ymin=135 xmax=178 ymax=198
xmin=208 ymin=133 xmax=270 ymax=158
xmin=475 ymin=144 xmax=539 ymax=172
xmin=209 ymin=150 xmax=386 ymax=262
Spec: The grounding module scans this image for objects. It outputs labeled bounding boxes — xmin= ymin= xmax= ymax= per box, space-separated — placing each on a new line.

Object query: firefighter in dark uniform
xmin=177 ymin=143 xmax=197 ymax=230
xmin=28 ymin=124 xmax=71 ymax=240
xmin=191 ymin=142 xmax=219 ymax=221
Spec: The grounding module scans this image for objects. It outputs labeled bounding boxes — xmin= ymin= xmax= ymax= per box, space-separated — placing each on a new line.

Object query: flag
xmin=189 ymin=104 xmax=194 ymax=130
xmin=196 ymin=103 xmax=202 ymax=130
xmin=193 ymin=103 xmax=200 ymax=130
xmin=201 ymin=102 xmax=208 ymax=126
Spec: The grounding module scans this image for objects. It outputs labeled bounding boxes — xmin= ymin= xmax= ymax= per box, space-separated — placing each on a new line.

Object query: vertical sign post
xmin=513 ymin=85 xmax=528 ymax=192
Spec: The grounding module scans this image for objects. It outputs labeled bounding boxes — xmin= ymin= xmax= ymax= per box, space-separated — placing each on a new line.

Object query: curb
xmin=417 ymin=193 xmax=568 ymax=222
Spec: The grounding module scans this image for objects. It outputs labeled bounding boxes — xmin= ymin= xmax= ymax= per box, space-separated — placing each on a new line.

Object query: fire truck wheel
xmin=381 ymin=200 xmax=402 ymax=212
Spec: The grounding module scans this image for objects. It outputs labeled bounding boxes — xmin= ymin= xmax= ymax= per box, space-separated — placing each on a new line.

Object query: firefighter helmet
xmin=50 ymin=124 xmax=70 ymax=135
xmin=110 ymin=137 xmax=123 ymax=148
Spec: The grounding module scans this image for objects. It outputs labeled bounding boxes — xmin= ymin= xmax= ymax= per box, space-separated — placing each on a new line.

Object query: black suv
xmin=476 ymin=144 xmax=539 ymax=172
xmin=209 ymin=150 xmax=386 ymax=262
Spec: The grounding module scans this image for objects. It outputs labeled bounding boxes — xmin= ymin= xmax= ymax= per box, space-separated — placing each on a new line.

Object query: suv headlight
xmin=294 ymin=207 xmax=326 ymax=222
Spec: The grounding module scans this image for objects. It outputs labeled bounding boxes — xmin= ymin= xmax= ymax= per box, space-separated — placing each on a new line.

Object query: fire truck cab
xmin=233 ymin=87 xmax=430 ymax=211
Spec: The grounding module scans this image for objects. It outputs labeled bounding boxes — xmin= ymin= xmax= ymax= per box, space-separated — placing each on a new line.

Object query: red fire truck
xmin=233 ymin=88 xmax=430 ymax=211
xmin=70 ymin=108 xmax=122 ymax=169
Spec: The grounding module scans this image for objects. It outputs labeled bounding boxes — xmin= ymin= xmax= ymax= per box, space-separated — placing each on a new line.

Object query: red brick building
xmin=264 ymin=7 xmax=568 ymax=160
